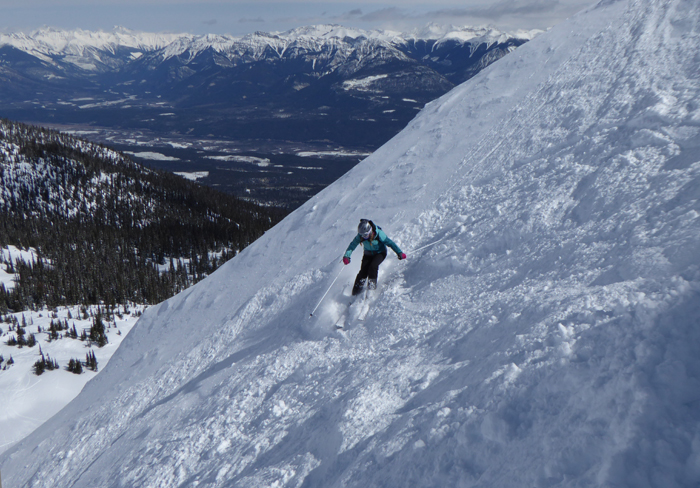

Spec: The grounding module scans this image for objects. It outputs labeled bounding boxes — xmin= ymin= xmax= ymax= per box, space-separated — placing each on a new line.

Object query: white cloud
xmin=0 ymin=0 xmax=597 ymax=35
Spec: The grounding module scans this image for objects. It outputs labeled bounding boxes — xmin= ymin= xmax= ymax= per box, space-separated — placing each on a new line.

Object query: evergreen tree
xmin=33 ymin=347 xmax=57 ymax=375
xmin=89 ymin=314 xmax=108 ymax=347
xmin=85 ymin=350 xmax=98 ymax=372
xmin=15 ymin=326 xmax=26 ymax=347
xmin=33 ymin=358 xmax=45 ymax=376
xmin=48 ymin=320 xmax=59 ymax=341
xmin=67 ymin=358 xmax=83 ymax=374
xmin=67 ymin=323 xmax=78 ymax=339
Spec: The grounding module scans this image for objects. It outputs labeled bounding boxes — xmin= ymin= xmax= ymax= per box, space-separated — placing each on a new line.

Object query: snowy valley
xmin=2 ymin=0 xmax=700 ymax=486
xmin=0 ymin=24 xmax=535 ymax=208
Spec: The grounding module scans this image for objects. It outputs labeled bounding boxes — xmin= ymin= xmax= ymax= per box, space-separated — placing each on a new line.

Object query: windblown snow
xmin=2 ymin=0 xmax=700 ymax=486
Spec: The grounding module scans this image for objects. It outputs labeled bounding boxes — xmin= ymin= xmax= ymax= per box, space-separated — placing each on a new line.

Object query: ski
xmin=357 ymin=285 xmax=373 ymax=321
xmin=334 ymin=314 xmax=347 ymax=330
xmin=334 ymin=293 xmax=363 ymax=330
xmin=333 ymin=281 xmax=376 ymax=328
xmin=333 ymin=297 xmax=356 ymax=330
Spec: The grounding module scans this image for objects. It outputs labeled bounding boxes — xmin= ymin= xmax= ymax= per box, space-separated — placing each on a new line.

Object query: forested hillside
xmin=0 ymin=119 xmax=281 ymax=310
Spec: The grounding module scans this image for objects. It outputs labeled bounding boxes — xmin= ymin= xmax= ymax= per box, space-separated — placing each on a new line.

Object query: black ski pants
xmin=353 ymin=251 xmax=386 ymax=295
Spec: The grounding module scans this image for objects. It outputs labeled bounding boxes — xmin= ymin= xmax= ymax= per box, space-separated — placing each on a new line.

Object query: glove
xmin=343 ymin=256 xmax=350 ymax=265
xmin=398 ymin=253 xmax=407 ymax=260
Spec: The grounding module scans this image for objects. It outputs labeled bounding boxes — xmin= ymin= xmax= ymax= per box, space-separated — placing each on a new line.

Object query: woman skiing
xmin=343 ymin=219 xmax=406 ymax=295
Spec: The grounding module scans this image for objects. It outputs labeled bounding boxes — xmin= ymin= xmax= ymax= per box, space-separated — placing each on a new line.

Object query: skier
xmin=342 ymin=219 xmax=406 ymax=296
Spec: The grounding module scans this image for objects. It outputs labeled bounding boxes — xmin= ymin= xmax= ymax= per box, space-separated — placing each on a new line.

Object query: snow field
xmin=124 ymin=151 xmax=180 ymax=161
xmin=0 ymin=304 xmax=145 ymax=454
xmin=174 ymin=171 xmax=209 ymax=181
xmin=2 ymin=0 xmax=700 ymax=486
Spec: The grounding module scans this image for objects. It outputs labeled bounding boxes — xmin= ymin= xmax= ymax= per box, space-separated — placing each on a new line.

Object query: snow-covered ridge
xmin=405 ymin=23 xmax=540 ymax=45
xmin=0 ymin=24 xmax=541 ymax=69
xmin=154 ymin=23 xmax=541 ymax=63
xmin=0 ymin=27 xmax=181 ymax=70
xmin=0 ymin=120 xmax=157 ymax=224
xmin=0 ymin=26 xmax=181 ymax=56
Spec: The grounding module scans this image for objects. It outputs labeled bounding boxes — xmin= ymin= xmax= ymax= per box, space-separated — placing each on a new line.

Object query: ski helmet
xmin=358 ymin=219 xmax=372 ymax=238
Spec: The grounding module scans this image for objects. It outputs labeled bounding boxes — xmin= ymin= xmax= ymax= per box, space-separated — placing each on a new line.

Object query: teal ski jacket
xmin=344 ymin=224 xmax=403 ymax=259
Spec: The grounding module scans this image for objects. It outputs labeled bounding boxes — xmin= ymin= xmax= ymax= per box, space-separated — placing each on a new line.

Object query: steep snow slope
xmin=3 ymin=0 xmax=700 ymax=486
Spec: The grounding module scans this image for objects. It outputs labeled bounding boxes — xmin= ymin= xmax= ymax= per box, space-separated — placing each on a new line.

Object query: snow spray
xmin=309 ymin=263 xmax=345 ymax=317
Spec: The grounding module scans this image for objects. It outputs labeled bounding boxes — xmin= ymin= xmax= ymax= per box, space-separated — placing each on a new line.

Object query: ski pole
xmin=309 ymin=262 xmax=345 ymax=317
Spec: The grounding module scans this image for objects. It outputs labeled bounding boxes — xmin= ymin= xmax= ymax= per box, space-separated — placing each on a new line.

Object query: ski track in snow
xmin=2 ymin=0 xmax=700 ymax=486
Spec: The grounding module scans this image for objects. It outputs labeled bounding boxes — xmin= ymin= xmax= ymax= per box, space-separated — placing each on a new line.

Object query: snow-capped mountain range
xmin=2 ymin=0 xmax=699 ymax=486
xmin=0 ymin=27 xmax=180 ymax=70
xmin=0 ymin=24 xmax=537 ymax=149
xmin=0 ymin=24 xmax=538 ymax=72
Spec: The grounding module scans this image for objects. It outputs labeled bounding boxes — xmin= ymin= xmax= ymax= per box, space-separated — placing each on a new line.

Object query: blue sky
xmin=0 ymin=0 xmax=597 ymax=35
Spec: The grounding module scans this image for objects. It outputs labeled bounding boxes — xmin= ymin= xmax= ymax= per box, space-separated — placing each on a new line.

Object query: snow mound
xmin=2 ymin=0 xmax=700 ymax=486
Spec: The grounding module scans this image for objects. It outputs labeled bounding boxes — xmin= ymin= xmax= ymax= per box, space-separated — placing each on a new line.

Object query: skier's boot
xmin=352 ymin=278 xmax=366 ymax=296
xmin=367 ymin=278 xmax=377 ymax=291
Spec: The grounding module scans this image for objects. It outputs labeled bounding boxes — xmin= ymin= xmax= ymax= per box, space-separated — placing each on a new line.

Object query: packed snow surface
xmin=3 ymin=0 xmax=700 ymax=486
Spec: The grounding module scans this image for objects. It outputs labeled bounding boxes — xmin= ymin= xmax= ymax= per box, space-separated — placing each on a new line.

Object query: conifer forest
xmin=0 ymin=119 xmax=282 ymax=311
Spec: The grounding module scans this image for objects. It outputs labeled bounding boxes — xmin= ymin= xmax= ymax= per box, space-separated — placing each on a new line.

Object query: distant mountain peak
xmin=0 ymin=26 xmax=184 ymax=57
xmin=0 ymin=23 xmax=541 ymax=60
